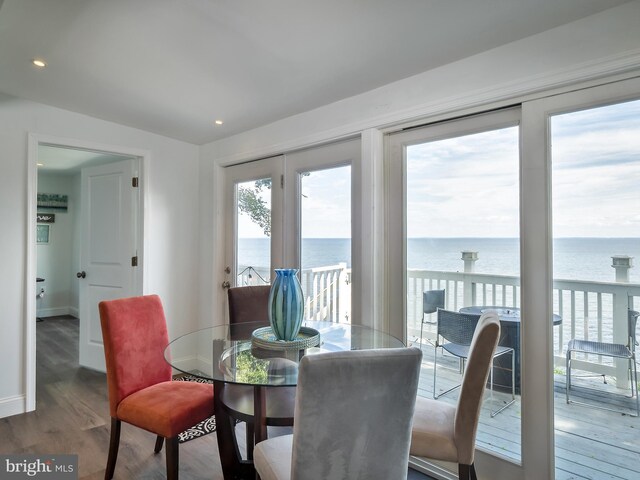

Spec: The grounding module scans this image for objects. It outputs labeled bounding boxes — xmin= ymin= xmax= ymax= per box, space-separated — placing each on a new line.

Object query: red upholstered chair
xmin=99 ymin=295 xmax=214 ymax=480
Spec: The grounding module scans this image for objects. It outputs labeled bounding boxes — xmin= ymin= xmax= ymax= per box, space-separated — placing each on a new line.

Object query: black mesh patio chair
xmin=566 ymin=309 xmax=639 ymax=416
xmin=433 ymin=309 xmax=515 ymax=417
xmin=418 ymin=289 xmax=445 ymax=348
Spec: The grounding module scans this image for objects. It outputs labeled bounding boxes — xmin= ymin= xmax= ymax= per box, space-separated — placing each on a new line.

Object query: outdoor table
xmin=459 ymin=306 xmax=562 ymax=393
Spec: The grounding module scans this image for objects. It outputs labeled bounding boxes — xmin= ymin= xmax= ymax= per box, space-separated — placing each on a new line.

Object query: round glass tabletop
xmin=164 ymin=321 xmax=404 ymax=387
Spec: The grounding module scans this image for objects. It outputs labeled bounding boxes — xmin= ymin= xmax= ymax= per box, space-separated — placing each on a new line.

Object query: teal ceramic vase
xmin=268 ymin=269 xmax=304 ymax=341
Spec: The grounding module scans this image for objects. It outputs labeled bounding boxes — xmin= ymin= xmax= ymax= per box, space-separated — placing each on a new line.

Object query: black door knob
xmin=76 ymin=271 xmax=86 ymax=279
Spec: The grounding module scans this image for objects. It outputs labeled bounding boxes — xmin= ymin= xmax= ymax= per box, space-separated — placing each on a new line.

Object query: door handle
xmin=76 ymin=271 xmax=86 ymax=279
xmin=222 ymin=281 xmax=231 ymax=289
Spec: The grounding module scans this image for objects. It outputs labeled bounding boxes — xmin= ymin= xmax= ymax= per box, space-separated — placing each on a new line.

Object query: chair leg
xmin=419 ymin=320 xmax=425 ymax=350
xmin=632 ymin=357 xmax=639 ymax=417
xmin=433 ymin=346 xmax=438 ymax=398
xmin=458 ymin=463 xmax=478 ymax=480
xmin=154 ymin=435 xmax=164 ymax=454
xmin=246 ymin=421 xmax=255 ymax=460
xmin=166 ymin=436 xmax=179 ymax=480
xmin=433 ymin=344 xmax=463 ymax=400
xmin=105 ymin=418 xmax=121 ymax=480
xmin=566 ymin=350 xmax=572 ymax=404
xmin=490 ymin=349 xmax=516 ymax=417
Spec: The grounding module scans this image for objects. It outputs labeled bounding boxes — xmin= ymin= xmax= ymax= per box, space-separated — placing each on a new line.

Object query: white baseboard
xmin=170 ymin=354 xmax=213 ymax=377
xmin=0 ymin=394 xmax=27 ymax=419
xmin=36 ymin=306 xmax=75 ymax=318
xmin=68 ymin=306 xmax=79 ymax=318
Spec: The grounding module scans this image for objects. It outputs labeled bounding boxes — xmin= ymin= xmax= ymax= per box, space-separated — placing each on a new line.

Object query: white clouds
xmin=551 ymin=99 xmax=640 ymax=237
xmin=405 ymin=99 xmax=640 ymax=238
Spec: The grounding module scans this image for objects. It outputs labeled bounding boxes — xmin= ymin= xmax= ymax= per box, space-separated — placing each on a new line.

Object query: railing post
xmin=337 ymin=263 xmax=346 ymax=322
xmin=612 ymin=255 xmax=633 ymax=283
xmin=611 ymin=257 xmax=633 ymax=389
xmin=612 ymin=290 xmax=631 ymax=389
xmin=461 ymin=251 xmax=478 ymax=306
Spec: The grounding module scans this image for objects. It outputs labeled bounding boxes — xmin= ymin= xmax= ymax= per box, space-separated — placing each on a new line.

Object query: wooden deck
xmin=417 ymin=352 xmax=640 ymax=479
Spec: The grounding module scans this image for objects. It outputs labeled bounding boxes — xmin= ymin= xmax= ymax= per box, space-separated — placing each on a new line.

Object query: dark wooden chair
xmin=220 ymin=286 xmax=296 ymax=465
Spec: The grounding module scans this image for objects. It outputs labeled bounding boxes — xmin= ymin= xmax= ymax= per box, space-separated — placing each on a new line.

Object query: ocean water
xmin=239 ymin=237 xmax=640 ymax=283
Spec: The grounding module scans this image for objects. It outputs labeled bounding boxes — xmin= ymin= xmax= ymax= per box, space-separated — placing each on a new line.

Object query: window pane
xmin=236 ymin=178 xmax=271 ymax=285
xmin=406 ymin=125 xmax=521 ymax=461
xmin=552 ymin=99 xmax=640 ymax=479
xmin=300 ymin=166 xmax=351 ymax=323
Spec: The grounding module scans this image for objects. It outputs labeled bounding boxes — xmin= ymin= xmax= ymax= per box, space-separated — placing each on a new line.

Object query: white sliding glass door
xmin=525 ymin=79 xmax=640 ymax=480
xmin=387 ymin=108 xmax=523 ymax=476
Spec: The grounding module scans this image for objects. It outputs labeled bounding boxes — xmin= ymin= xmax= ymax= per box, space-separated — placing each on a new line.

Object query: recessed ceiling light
xmin=32 ymin=59 xmax=47 ymax=68
xmin=37 ymin=163 xmax=44 ymax=167
xmin=214 ymin=120 xmax=224 ymax=125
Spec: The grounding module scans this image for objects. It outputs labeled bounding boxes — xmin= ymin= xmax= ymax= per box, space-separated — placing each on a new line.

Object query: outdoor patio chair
xmin=566 ymin=309 xmax=639 ymax=417
xmin=433 ymin=309 xmax=515 ymax=417
xmin=254 ymin=347 xmax=422 ymax=480
xmin=411 ymin=311 xmax=502 ymax=480
xmin=417 ymin=289 xmax=445 ymax=348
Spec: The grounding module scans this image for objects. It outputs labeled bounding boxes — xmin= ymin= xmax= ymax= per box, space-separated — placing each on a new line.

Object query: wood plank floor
xmin=417 ymin=348 xmax=640 ymax=480
xmin=0 ymin=316 xmax=434 ymax=480
xmin=0 ymin=316 xmax=223 ymax=479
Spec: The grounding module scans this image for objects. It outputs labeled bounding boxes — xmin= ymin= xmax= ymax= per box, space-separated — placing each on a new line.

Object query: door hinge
xmin=280 ymin=174 xmax=284 ymax=189
xmin=132 ymin=177 xmax=139 ymax=188
xmin=131 ymin=256 xmax=138 ymax=267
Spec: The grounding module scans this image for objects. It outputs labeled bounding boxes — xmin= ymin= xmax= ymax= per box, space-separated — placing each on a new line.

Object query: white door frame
xmin=520 ymin=75 xmax=640 ymax=480
xmin=25 ymin=133 xmax=149 ymax=412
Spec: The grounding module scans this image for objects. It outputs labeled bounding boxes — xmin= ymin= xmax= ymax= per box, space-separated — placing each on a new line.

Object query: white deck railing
xmin=238 ymin=264 xmax=638 ymax=385
xmin=408 ymin=269 xmax=640 ymax=386
xmin=237 ymin=263 xmax=349 ymax=323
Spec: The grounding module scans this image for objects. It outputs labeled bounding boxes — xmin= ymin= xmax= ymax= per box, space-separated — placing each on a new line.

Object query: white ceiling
xmin=37 ymin=144 xmax=132 ymax=175
xmin=0 ymin=0 xmax=631 ymax=145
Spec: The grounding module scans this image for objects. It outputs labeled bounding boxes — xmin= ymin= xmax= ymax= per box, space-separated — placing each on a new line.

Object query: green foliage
xmin=237 ymin=174 xmax=309 ymax=238
xmin=235 ymin=349 xmax=269 ymax=383
xmin=238 ymin=179 xmax=271 ymax=236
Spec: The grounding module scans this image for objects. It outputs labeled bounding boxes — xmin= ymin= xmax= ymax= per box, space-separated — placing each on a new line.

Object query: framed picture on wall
xmin=36 ymin=224 xmax=50 ymax=244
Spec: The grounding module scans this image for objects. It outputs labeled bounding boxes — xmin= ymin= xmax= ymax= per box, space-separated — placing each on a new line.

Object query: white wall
xmin=203 ymin=2 xmax=640 ymax=165
xmin=36 ymin=174 xmax=76 ymax=317
xmin=0 ymin=96 xmax=200 ymax=417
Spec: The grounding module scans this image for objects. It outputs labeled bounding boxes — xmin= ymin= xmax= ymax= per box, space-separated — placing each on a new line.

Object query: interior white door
xmin=79 ymin=159 xmax=139 ymax=371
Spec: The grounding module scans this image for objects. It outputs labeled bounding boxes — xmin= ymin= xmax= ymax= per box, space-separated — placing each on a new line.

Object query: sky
xmin=408 ymin=98 xmax=640 ymax=238
xmin=238 ymin=98 xmax=640 ymax=239
xmin=237 ymin=165 xmax=351 ymax=238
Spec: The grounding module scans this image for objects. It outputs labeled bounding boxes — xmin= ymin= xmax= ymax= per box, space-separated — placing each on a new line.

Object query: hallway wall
xmin=36 ymin=174 xmax=77 ymax=317
xmin=0 ymin=95 xmax=200 ymax=418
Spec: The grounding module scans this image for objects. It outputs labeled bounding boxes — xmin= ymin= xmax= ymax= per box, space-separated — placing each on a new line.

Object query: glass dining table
xmin=164 ymin=320 xmax=404 ymax=480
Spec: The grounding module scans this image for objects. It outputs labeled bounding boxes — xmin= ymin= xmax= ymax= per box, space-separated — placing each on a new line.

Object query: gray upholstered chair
xmin=254 ymin=347 xmax=423 ymax=480
xmin=411 ymin=311 xmax=501 ymax=480
xmin=566 ymin=309 xmax=639 ymax=416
